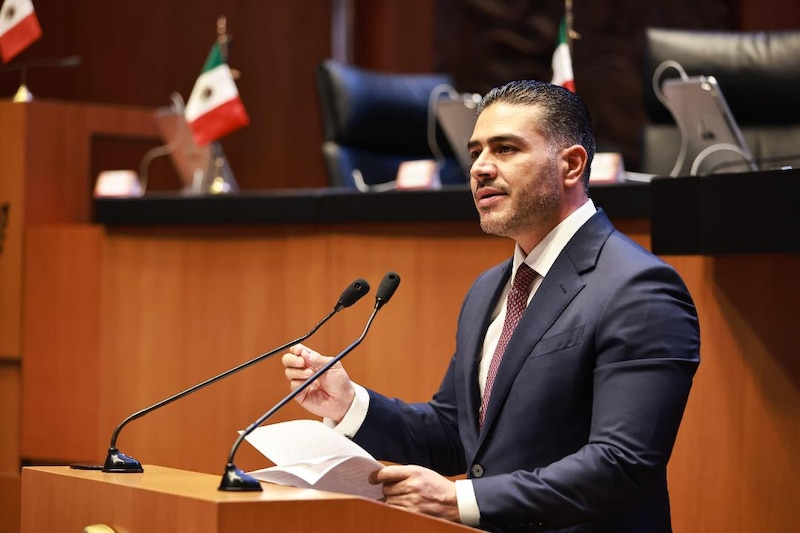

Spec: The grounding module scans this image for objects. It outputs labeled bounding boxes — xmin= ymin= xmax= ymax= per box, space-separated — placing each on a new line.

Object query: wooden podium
xmin=21 ymin=465 xmax=473 ymax=533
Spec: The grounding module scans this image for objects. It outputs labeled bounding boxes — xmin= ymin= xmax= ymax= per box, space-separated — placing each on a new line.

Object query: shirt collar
xmin=512 ymin=199 xmax=597 ymax=277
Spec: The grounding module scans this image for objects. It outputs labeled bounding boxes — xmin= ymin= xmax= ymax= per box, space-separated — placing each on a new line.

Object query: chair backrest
xmin=641 ymin=28 xmax=800 ymax=176
xmin=316 ymin=59 xmax=466 ymax=189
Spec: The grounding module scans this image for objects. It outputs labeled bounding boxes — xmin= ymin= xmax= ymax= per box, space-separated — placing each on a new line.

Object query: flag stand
xmin=13 ymin=83 xmax=32 ymax=102
xmin=188 ymin=142 xmax=238 ymax=195
xmin=12 ymin=65 xmax=32 ymax=102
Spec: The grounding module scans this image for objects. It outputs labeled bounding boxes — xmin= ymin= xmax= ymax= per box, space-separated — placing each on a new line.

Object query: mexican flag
xmin=551 ymin=17 xmax=575 ymax=92
xmin=0 ymin=0 xmax=42 ymax=63
xmin=185 ymin=42 xmax=250 ymax=146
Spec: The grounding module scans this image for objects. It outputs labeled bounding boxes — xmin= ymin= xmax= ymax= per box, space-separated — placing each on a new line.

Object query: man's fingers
xmin=370 ymin=465 xmax=414 ymax=485
xmin=281 ymin=352 xmax=306 ymax=369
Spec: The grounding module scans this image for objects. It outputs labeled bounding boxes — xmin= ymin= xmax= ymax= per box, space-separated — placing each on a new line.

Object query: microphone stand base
xmin=218 ymin=463 xmax=263 ymax=491
xmin=102 ymin=448 xmax=144 ymax=473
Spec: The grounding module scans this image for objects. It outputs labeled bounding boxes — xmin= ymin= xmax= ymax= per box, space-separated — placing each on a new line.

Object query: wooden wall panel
xmin=323 ymin=223 xmax=510 ymax=401
xmin=0 ymin=474 xmax=20 ymax=533
xmin=24 ymin=101 xmax=159 ymax=224
xmin=94 ymin=228 xmax=333 ymax=473
xmin=0 ymin=364 xmax=20 ymax=471
xmin=666 ymin=254 xmax=800 ymax=532
xmin=355 ymin=1 xmax=438 ymax=72
xmin=737 ymin=0 xmax=800 ymax=29
xmin=0 ymin=105 xmax=24 ymax=360
xmin=21 ymin=226 xmax=103 ymax=463
xmin=0 ymin=364 xmax=21 ymax=533
xmin=20 ymin=223 xmax=511 ymax=475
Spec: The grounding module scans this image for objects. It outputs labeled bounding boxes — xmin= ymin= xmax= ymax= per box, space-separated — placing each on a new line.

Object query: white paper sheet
xmin=243 ymin=419 xmax=384 ymax=499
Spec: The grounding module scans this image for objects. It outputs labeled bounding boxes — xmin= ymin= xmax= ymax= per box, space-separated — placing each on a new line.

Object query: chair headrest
xmin=644 ymin=28 xmax=800 ymax=125
xmin=316 ymin=59 xmax=456 ymax=154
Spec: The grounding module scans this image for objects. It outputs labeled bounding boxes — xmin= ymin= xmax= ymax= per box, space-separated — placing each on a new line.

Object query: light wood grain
xmin=666 ymin=254 xmax=800 ymax=532
xmin=0 ymin=362 xmax=21 ymax=533
xmin=21 ymin=465 xmax=473 ymax=533
xmin=0 ymin=104 xmax=25 ymax=360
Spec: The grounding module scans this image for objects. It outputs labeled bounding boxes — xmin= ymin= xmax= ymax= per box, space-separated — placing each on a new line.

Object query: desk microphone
xmin=0 ymin=54 xmax=82 ymax=73
xmin=218 ymin=271 xmax=401 ymax=491
xmin=0 ymin=55 xmax=82 ymax=102
xmin=78 ymin=277 xmax=370 ymax=474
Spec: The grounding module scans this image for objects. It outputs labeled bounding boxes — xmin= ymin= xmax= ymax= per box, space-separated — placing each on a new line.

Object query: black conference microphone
xmin=0 ymin=55 xmax=82 ymax=102
xmin=219 ymin=271 xmax=401 ymax=491
xmin=73 ymin=278 xmax=370 ymax=474
xmin=0 ymin=54 xmax=82 ymax=73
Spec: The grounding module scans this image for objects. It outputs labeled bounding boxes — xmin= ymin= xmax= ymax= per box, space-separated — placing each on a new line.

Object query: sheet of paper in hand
xmin=244 ymin=419 xmax=384 ymax=499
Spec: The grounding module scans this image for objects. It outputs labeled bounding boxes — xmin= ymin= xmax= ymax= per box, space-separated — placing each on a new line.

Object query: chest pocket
xmin=529 ymin=324 xmax=585 ymax=359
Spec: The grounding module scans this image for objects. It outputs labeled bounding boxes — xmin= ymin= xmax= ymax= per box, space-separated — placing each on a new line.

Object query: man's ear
xmin=561 ymin=145 xmax=588 ymax=188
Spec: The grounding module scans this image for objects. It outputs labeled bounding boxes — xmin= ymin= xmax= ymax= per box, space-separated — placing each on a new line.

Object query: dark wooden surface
xmin=94 ymin=181 xmax=650 ymax=226
xmin=651 ymin=169 xmax=800 ymax=255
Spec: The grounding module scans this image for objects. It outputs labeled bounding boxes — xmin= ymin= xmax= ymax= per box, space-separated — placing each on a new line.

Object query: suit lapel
xmin=461 ymin=261 xmax=511 ymax=435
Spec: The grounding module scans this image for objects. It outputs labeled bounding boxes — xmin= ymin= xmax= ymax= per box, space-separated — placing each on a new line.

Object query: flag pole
xmin=201 ymin=14 xmax=240 ymax=195
xmin=217 ymin=16 xmax=229 ymax=63
xmin=565 ymin=0 xmax=579 ymax=52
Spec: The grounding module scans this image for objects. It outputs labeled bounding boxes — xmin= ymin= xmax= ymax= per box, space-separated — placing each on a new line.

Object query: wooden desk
xmin=21 ymin=465 xmax=472 ymax=532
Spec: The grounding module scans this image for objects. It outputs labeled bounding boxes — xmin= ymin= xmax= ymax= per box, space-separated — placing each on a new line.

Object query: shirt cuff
xmin=455 ymin=479 xmax=480 ymax=526
xmin=322 ymin=383 xmax=370 ymax=438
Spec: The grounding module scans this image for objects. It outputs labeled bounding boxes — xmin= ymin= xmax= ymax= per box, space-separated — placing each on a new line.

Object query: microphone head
xmin=60 ymin=55 xmax=82 ymax=67
xmin=337 ymin=278 xmax=370 ymax=309
xmin=375 ymin=272 xmax=401 ymax=309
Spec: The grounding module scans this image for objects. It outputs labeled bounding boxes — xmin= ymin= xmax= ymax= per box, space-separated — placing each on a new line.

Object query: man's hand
xmin=281 ymin=343 xmax=355 ymax=423
xmin=370 ymin=465 xmax=461 ymax=523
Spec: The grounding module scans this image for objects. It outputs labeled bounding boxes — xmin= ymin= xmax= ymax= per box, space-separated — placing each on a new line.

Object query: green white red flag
xmin=0 ymin=0 xmax=42 ymax=63
xmin=185 ymin=42 xmax=249 ymax=146
xmin=551 ymin=17 xmax=575 ymax=92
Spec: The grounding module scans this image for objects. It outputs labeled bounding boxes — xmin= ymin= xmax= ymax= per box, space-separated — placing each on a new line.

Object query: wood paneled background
xmin=3 ymin=2 xmax=800 ymax=532
xmin=1 ymin=1 xmax=798 ymax=190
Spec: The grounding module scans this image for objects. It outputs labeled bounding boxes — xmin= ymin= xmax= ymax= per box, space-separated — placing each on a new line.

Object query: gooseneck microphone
xmin=0 ymin=55 xmax=82 ymax=73
xmin=86 ymin=278 xmax=370 ymax=474
xmin=0 ymin=56 xmax=82 ymax=102
xmin=219 ymin=272 xmax=401 ymax=491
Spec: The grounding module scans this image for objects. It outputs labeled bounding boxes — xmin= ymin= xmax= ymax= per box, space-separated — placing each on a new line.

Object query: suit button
xmin=471 ymin=464 xmax=484 ymax=478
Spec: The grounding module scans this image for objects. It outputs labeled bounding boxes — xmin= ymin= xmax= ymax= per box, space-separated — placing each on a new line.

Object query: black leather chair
xmin=316 ymin=59 xmax=466 ymax=190
xmin=641 ymin=28 xmax=800 ymax=176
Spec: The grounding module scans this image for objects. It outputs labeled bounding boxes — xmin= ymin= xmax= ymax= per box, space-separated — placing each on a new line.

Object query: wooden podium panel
xmin=20 ymin=222 xmax=514 ymax=472
xmin=0 ymin=99 xmax=158 ymax=360
xmin=21 ymin=465 xmax=472 ymax=533
xmin=1 ymin=99 xmax=159 ymax=533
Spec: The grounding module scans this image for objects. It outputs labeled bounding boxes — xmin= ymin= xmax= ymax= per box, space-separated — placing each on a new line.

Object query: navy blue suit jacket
xmin=353 ymin=209 xmax=700 ymax=532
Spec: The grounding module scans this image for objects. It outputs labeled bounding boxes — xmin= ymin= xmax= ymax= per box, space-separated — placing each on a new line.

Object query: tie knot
xmin=512 ymin=263 xmax=536 ymax=294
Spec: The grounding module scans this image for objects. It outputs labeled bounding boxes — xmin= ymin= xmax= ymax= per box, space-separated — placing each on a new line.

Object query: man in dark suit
xmin=282 ymin=80 xmax=700 ymax=532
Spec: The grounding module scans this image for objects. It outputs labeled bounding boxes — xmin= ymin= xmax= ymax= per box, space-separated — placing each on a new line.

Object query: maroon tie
xmin=480 ymin=263 xmax=536 ymax=427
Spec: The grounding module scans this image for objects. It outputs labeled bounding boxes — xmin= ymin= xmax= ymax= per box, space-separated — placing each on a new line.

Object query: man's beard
xmin=478 ymin=167 xmax=561 ymax=239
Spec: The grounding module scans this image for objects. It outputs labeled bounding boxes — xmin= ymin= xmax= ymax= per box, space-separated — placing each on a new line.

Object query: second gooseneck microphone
xmin=97 ymin=278 xmax=370 ymax=474
xmin=219 ymin=272 xmax=401 ymax=491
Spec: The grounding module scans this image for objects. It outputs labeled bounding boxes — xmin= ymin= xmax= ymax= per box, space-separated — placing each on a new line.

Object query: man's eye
xmin=469 ymin=150 xmax=481 ymax=161
xmin=498 ymin=145 xmax=515 ymax=154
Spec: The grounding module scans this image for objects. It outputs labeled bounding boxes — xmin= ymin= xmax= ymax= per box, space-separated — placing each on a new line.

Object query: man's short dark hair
xmin=477 ymin=80 xmax=596 ymax=186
